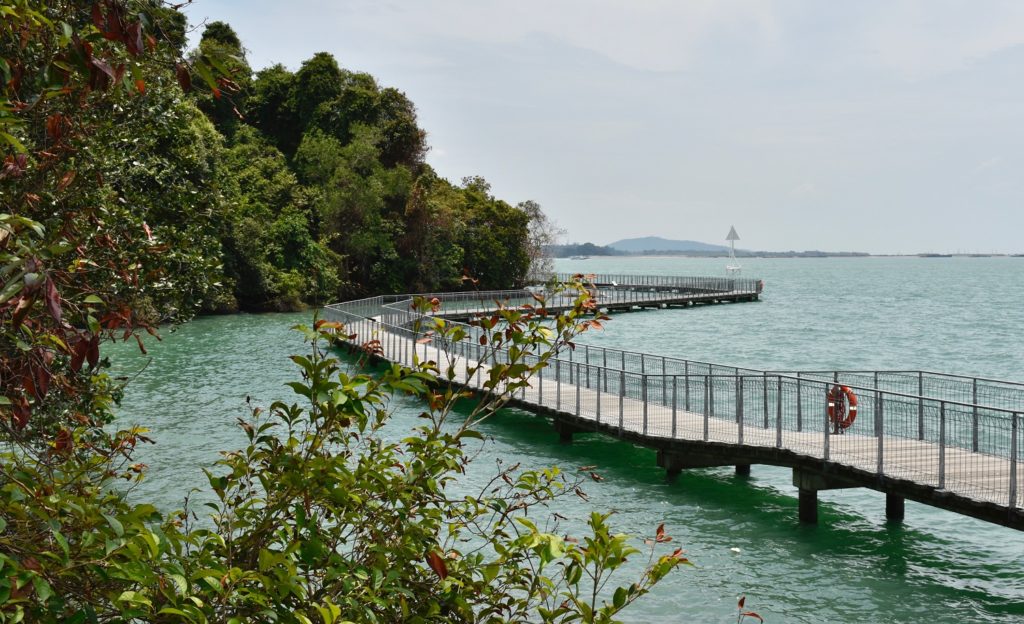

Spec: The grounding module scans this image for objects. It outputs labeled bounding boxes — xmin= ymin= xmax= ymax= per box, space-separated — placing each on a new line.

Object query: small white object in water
xmin=730 ymin=547 xmax=742 ymax=553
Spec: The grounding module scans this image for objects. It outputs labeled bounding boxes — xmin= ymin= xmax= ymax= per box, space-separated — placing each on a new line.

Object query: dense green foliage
xmin=201 ymin=21 xmax=546 ymax=307
xmin=0 ymin=1 xmax=687 ymax=622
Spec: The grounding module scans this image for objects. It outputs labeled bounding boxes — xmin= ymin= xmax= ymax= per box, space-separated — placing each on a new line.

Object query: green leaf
xmin=613 ymin=586 xmax=627 ymax=609
xmin=102 ymin=513 xmax=124 ymax=537
xmin=32 ymin=575 xmax=53 ymax=603
xmin=0 ymin=131 xmax=26 ymax=153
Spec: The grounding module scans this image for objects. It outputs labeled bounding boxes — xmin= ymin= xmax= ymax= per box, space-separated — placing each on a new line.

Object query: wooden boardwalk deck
xmin=324 ymin=277 xmax=1023 ymax=531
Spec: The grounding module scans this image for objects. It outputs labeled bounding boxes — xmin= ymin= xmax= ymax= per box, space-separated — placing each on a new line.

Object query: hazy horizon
xmin=186 ymin=1 xmax=1024 ymax=255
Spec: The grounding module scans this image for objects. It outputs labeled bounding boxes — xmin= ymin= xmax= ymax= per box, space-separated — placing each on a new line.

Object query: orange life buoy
xmin=827 ymin=385 xmax=858 ymax=431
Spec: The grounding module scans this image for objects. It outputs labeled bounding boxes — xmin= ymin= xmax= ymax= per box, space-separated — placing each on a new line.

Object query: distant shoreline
xmin=556 ymin=253 xmax=1022 ymax=259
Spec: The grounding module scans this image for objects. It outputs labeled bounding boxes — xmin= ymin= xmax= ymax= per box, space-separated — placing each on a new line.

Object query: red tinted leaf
xmin=32 ymin=365 xmax=50 ymax=400
xmin=134 ymin=333 xmax=147 ymax=355
xmin=44 ymin=277 xmax=61 ymax=322
xmin=70 ymin=339 xmax=88 ymax=372
xmin=426 ymin=551 xmax=448 ymax=580
xmin=22 ymin=374 xmax=35 ymax=400
xmin=479 ymin=335 xmax=487 ymax=346
xmin=739 ymin=596 xmax=746 ymax=609
xmin=740 ymin=612 xmax=763 ymax=623
xmin=91 ymin=2 xmax=104 ymax=28
xmin=54 ymin=429 xmax=72 ymax=454
xmin=90 ymin=57 xmax=116 ymax=80
xmin=11 ymin=296 xmax=32 ymax=330
xmin=175 ymin=63 xmax=192 ymax=92
xmin=656 ymin=523 xmax=665 ymax=541
xmin=134 ymin=79 xmax=145 ymax=94
xmin=56 ymin=170 xmax=75 ymax=191
xmin=125 ymin=22 xmax=143 ymax=56
xmin=87 ymin=335 xmax=100 ymax=368
xmin=11 ymin=396 xmax=30 ymax=429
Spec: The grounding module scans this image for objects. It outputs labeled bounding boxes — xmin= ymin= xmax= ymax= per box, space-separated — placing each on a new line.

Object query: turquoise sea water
xmin=109 ymin=256 xmax=1024 ymax=623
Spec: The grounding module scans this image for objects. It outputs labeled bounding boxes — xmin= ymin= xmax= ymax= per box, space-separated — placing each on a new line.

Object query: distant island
xmin=608 ymin=236 xmax=731 ymax=254
xmin=548 ymin=236 xmax=869 ymax=258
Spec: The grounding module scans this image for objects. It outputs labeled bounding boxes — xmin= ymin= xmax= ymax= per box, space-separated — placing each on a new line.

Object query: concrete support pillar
xmin=554 ymin=420 xmax=582 ymax=445
xmin=798 ymin=488 xmax=818 ymax=524
xmin=886 ymin=493 xmax=905 ymax=522
xmin=792 ymin=468 xmax=859 ymax=526
xmin=735 ymin=464 xmax=751 ymax=476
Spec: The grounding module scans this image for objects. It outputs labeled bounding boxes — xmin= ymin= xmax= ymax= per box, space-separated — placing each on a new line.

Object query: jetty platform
xmin=323 ymin=274 xmax=1022 ymax=531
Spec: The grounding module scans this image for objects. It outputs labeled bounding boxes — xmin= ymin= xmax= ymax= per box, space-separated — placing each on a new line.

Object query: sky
xmin=184 ymin=1 xmax=1024 ymax=254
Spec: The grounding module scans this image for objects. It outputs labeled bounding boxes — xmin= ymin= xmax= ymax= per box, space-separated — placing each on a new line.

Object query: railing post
xmin=776 ymin=376 xmax=783 ymax=448
xmin=538 ymin=363 xmax=544 ymax=405
xmin=762 ymin=371 xmax=769 ymax=429
xmin=603 ymin=349 xmax=608 ymax=391
xmin=556 ymin=359 xmax=562 ymax=411
xmin=918 ymin=371 xmax=925 ymax=441
xmin=575 ymin=363 xmax=581 ymax=416
xmin=642 ymin=375 xmax=648 ymax=435
xmin=796 ymin=373 xmax=803 ymax=432
xmin=596 ymin=368 xmax=602 ymax=424
xmin=939 ymin=401 xmax=947 ymax=489
xmin=618 ymin=370 xmax=625 ymax=432
xmin=972 ymin=378 xmax=980 ymax=452
xmin=1009 ymin=413 xmax=1018 ymax=510
xmin=824 ymin=389 xmax=830 ymax=461
xmin=684 ymin=360 xmax=691 ymax=411
xmin=703 ymin=376 xmax=710 ymax=441
xmin=877 ymin=391 xmax=885 ymax=475
xmin=672 ymin=375 xmax=678 ymax=438
xmin=1007 ymin=411 xmax=1015 ymax=508
xmin=735 ymin=371 xmax=741 ymax=424
xmin=709 ymin=375 xmax=715 ymax=420
xmin=586 ymin=347 xmax=591 ymax=389
xmin=661 ymin=356 xmax=667 ymax=403
xmin=737 ymin=376 xmax=744 ymax=445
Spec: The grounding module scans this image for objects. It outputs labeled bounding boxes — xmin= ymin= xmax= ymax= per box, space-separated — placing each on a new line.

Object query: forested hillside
xmin=193 ymin=22 xmax=552 ymax=310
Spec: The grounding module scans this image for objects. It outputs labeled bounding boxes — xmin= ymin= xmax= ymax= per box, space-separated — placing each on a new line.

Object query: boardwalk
xmin=324 ymin=275 xmax=1023 ymax=531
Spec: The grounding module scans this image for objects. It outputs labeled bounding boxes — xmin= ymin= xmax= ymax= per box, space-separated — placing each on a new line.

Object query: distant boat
xmin=569 ymin=255 xmax=590 ymax=260
xmin=918 ymin=253 xmax=952 ymax=258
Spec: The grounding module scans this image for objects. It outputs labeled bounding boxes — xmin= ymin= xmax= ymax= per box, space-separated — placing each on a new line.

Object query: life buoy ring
xmin=827 ymin=385 xmax=858 ymax=431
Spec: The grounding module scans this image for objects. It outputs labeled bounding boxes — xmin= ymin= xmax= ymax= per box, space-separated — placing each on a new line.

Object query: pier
xmin=323 ymin=275 xmax=1023 ymax=531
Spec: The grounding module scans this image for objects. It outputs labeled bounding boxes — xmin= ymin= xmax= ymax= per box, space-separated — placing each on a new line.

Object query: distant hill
xmin=607 ymin=236 xmax=731 ymax=254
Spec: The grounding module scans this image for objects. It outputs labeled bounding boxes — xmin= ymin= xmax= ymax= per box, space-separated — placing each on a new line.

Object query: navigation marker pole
xmin=726 ymin=225 xmax=741 ymax=274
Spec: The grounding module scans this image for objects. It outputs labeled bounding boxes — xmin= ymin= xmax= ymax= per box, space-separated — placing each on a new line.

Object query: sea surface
xmin=109 ymin=256 xmax=1024 ymax=623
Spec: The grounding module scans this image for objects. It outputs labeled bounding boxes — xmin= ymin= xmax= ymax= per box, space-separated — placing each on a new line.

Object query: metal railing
xmin=551 ymin=272 xmax=762 ymax=295
xmin=323 ymin=280 xmax=1021 ymax=513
